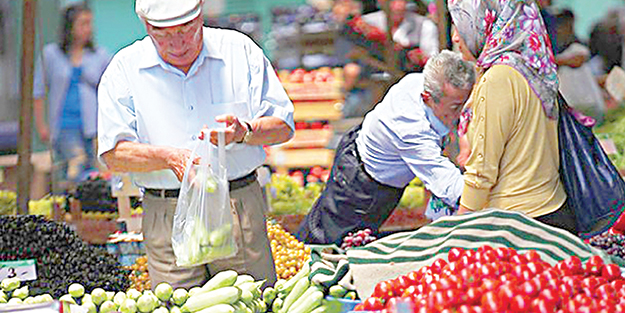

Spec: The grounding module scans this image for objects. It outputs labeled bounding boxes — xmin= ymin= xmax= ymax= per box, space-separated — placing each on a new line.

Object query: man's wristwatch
xmin=237 ymin=121 xmax=253 ymax=144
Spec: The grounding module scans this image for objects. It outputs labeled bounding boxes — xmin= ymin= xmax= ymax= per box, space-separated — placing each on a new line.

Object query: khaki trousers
xmin=142 ymin=180 xmax=277 ymax=290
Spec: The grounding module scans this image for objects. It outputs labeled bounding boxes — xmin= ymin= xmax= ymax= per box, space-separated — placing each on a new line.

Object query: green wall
xmin=91 ymin=0 xmax=146 ymax=53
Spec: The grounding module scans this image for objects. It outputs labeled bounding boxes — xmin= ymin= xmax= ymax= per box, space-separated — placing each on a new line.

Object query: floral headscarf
xmin=448 ymin=0 xmax=559 ymax=119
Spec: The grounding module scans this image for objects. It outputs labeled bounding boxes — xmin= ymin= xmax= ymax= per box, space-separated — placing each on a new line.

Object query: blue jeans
xmin=52 ymin=128 xmax=96 ymax=183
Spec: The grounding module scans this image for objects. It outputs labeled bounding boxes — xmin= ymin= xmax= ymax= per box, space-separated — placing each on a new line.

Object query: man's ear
xmin=421 ymin=91 xmax=431 ymax=103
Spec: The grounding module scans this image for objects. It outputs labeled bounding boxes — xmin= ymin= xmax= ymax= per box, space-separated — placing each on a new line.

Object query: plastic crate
xmin=326 ymin=296 xmax=361 ymax=313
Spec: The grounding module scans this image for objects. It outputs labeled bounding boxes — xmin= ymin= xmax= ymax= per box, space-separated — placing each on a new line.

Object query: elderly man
xmin=297 ymin=50 xmax=476 ymax=245
xmin=97 ymin=0 xmax=294 ymax=288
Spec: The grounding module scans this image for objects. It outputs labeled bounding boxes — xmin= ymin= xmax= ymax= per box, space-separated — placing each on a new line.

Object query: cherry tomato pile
xmin=354 ymin=245 xmax=625 ymax=312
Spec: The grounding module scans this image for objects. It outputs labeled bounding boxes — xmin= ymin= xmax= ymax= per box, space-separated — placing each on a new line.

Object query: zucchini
xmin=272 ymin=297 xmax=283 ymax=313
xmin=279 ymin=277 xmax=309 ymax=313
xmin=262 ymin=287 xmax=276 ymax=306
xmin=328 ymin=285 xmax=347 ymax=298
xmin=181 ymin=286 xmax=241 ymax=313
xmin=287 ymin=290 xmax=323 ymax=313
xmin=276 ymin=261 xmax=310 ymax=294
xmin=195 ymin=303 xmax=235 ymax=313
xmin=285 ymin=285 xmax=323 ymax=313
xmin=234 ymin=275 xmax=255 ymax=286
xmin=200 ymin=270 xmax=238 ymax=293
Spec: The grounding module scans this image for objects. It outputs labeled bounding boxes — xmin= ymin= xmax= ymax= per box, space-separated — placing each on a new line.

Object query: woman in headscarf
xmin=450 ymin=0 xmax=576 ymax=234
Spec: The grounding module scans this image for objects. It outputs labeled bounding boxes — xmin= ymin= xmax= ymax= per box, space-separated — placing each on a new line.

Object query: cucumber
xmin=279 ymin=277 xmax=309 ymax=313
xmin=200 ymin=270 xmax=239 ymax=293
xmin=286 ymin=290 xmax=323 ymax=313
xmin=195 ymin=303 xmax=235 ymax=313
xmin=181 ymin=286 xmax=241 ymax=313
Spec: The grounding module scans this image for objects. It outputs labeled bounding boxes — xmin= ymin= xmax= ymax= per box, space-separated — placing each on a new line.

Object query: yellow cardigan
xmin=460 ymin=65 xmax=566 ymax=217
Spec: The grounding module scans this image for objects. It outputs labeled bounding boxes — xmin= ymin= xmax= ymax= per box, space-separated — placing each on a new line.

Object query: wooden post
xmin=436 ymin=0 xmax=449 ymax=50
xmin=17 ymin=0 xmax=37 ymax=215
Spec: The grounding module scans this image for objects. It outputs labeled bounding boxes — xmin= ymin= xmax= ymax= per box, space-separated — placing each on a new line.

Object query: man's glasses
xmin=149 ymin=18 xmax=201 ymax=41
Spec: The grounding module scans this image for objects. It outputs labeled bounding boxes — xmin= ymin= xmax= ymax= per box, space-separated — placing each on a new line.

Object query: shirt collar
xmin=422 ymin=100 xmax=450 ymax=137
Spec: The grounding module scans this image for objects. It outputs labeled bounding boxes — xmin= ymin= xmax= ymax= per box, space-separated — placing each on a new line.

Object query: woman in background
xmin=34 ymin=2 xmax=110 ymax=186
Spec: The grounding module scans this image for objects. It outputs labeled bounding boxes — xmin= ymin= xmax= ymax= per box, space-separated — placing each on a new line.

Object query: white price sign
xmin=0 ymin=259 xmax=37 ymax=281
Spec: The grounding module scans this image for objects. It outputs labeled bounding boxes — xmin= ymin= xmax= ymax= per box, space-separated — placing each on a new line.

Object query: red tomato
xmin=524 ymin=250 xmax=542 ymax=262
xmin=353 ymin=303 xmax=365 ymax=311
xmin=526 ymin=261 xmax=545 ymax=275
xmin=585 ymin=255 xmax=605 ymax=276
xmin=532 ymin=297 xmax=557 ymax=313
xmin=602 ymin=264 xmax=622 ymax=281
xmin=581 ymin=277 xmax=600 ymax=290
xmin=362 ymin=297 xmax=384 ymax=311
xmin=394 ymin=275 xmax=412 ymax=295
xmin=431 ymin=258 xmax=448 ymax=274
xmin=597 ymin=283 xmax=617 ymax=298
xmin=406 ymin=270 xmax=421 ymax=285
xmin=481 ymin=290 xmax=505 ymax=312
xmin=497 ymin=284 xmax=516 ymax=306
xmin=565 ymin=256 xmax=584 ymax=276
xmin=538 ymin=288 xmax=561 ymax=308
xmin=519 ymin=280 xmax=539 ymax=298
xmin=494 ymin=247 xmax=512 ymax=262
xmin=385 ymin=297 xmax=414 ymax=312
xmin=463 ymin=286 xmax=483 ymax=306
xmin=477 ymin=245 xmax=494 ymax=254
xmin=499 ymin=273 xmax=519 ymax=285
xmin=448 ymin=247 xmax=465 ymax=262
xmin=481 ymin=278 xmax=501 ymax=291
xmin=611 ymin=279 xmax=625 ymax=290
xmin=509 ymin=294 xmax=532 ymax=311
xmin=372 ymin=280 xmax=395 ymax=301
xmin=441 ymin=261 xmax=461 ymax=276
xmin=426 ymin=290 xmax=449 ymax=312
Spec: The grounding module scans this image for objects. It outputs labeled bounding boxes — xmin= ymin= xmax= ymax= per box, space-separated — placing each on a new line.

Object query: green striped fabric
xmin=345 ymin=209 xmax=608 ymax=299
xmin=308 ymin=245 xmax=354 ymax=291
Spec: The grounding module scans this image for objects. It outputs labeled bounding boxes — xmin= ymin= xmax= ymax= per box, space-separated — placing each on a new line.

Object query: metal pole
xmin=17 ymin=0 xmax=37 ymax=215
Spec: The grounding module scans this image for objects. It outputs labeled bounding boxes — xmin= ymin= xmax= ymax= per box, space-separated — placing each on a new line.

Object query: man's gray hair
xmin=423 ymin=50 xmax=476 ymax=102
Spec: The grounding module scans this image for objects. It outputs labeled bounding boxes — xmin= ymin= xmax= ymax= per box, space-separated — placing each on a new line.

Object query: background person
xmin=33 ymin=2 xmax=110 ymax=185
xmin=296 ymin=50 xmax=476 ymax=245
xmin=97 ymin=0 xmax=294 ymax=289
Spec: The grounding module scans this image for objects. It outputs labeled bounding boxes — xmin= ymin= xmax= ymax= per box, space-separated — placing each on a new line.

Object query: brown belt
xmin=145 ymin=171 xmax=257 ymax=198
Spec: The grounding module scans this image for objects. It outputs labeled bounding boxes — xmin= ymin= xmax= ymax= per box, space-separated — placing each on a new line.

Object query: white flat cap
xmin=135 ymin=0 xmax=202 ymax=27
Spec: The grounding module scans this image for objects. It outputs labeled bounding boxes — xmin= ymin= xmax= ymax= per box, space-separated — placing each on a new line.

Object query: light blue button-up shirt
xmin=356 ymin=73 xmax=463 ymax=206
xmin=33 ymin=44 xmax=111 ymax=139
xmin=97 ymin=27 xmax=295 ymax=189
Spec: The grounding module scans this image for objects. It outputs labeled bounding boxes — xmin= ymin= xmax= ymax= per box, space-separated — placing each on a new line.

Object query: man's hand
xmin=198 ymin=115 xmax=248 ymax=145
xmin=165 ymin=147 xmax=197 ymax=182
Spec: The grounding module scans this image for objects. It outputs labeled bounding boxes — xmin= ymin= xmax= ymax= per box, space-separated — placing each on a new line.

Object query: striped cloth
xmin=344 ymin=209 xmax=609 ymax=299
xmin=308 ymin=244 xmax=355 ymax=291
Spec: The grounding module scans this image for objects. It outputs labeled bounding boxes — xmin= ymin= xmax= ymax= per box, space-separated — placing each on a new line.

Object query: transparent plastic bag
xmin=172 ymin=131 xmax=237 ymax=267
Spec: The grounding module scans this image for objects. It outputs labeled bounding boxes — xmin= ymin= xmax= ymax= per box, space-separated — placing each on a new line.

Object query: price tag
xmin=0 ymin=259 xmax=37 ymax=281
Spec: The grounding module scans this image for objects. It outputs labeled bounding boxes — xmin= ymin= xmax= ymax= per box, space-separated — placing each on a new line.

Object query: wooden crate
xmin=266 ymin=147 xmax=335 ymax=174
xmin=279 ymin=128 xmax=333 ymax=149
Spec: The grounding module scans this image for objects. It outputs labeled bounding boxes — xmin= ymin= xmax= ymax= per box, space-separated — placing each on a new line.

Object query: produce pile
xmin=589 ymin=232 xmax=625 ymax=260
xmin=0 ymin=191 xmax=66 ymax=218
xmin=267 ymin=261 xmax=355 ymax=313
xmin=73 ymin=174 xmax=118 ymax=213
xmin=267 ymin=220 xmax=311 ymax=280
xmin=0 ymin=215 xmax=130 ymax=298
xmin=0 ymin=189 xmax=16 ymax=215
xmin=397 ymin=178 xmax=425 ymax=209
xmin=595 ymin=106 xmax=625 ymax=170
xmin=126 ymin=255 xmax=151 ymax=292
xmin=1 ymin=269 xmax=268 ymax=313
xmin=340 ymin=228 xmax=376 ymax=250
xmin=353 ymin=245 xmax=624 ymax=312
xmin=266 ymin=174 xmax=323 ymax=215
